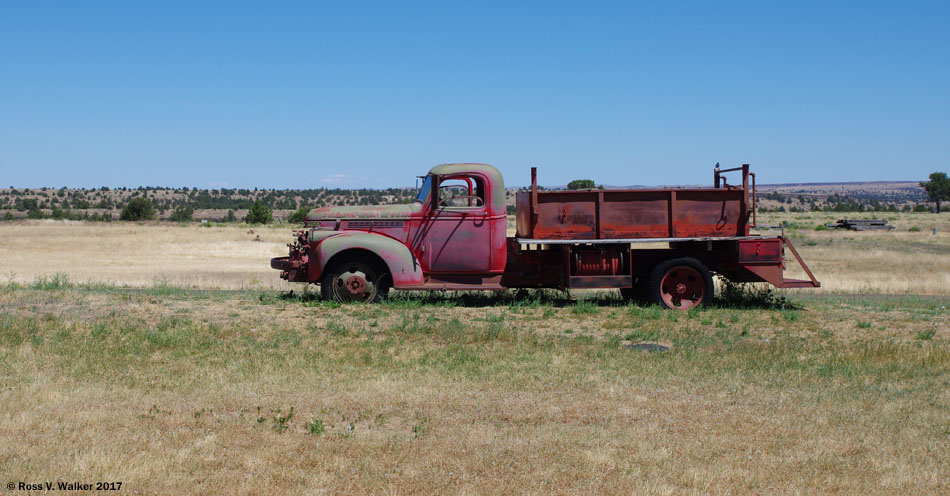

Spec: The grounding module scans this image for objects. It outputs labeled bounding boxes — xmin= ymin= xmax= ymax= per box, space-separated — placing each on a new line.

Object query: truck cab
xmin=407 ymin=163 xmax=508 ymax=275
xmin=272 ymin=163 xmax=509 ymax=302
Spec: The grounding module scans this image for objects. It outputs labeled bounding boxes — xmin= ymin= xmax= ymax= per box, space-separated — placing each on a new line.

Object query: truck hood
xmin=305 ymin=203 xmax=419 ymax=221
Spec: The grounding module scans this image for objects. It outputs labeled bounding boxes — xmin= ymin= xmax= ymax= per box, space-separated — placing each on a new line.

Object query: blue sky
xmin=1 ymin=1 xmax=947 ymax=189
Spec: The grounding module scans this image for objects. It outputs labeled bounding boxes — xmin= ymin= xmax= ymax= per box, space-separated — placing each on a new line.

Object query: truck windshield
xmin=415 ymin=175 xmax=433 ymax=203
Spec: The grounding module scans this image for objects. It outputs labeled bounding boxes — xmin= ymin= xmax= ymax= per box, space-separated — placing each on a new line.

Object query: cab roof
xmin=426 ymin=163 xmax=506 ymax=214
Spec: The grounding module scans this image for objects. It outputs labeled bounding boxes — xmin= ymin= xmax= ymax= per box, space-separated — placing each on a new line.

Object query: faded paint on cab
xmin=305 ymin=203 xmax=420 ymax=222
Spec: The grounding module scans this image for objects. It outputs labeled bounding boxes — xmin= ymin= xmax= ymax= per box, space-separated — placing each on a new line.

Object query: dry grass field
xmin=0 ymin=211 xmax=948 ymax=294
xmin=759 ymin=211 xmax=950 ymax=295
xmin=0 ymin=212 xmax=948 ymax=494
xmin=0 ymin=220 xmax=296 ymax=291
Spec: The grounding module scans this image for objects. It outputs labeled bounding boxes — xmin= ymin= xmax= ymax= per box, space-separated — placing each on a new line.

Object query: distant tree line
xmin=0 ymin=185 xmax=419 ymax=223
xmin=2 ymin=175 xmax=946 ymax=222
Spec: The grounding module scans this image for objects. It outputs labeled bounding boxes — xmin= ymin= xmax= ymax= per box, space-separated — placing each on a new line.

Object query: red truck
xmin=271 ymin=163 xmax=819 ymax=309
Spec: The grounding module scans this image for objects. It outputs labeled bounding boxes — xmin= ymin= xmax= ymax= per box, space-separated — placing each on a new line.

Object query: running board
xmin=396 ymin=274 xmax=505 ymax=291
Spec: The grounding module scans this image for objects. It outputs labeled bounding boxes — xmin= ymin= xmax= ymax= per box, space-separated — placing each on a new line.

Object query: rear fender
xmin=312 ymin=232 xmax=424 ymax=287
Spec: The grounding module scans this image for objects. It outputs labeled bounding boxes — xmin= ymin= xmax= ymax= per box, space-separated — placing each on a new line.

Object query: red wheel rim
xmin=344 ymin=275 xmax=367 ymax=295
xmin=331 ymin=263 xmax=378 ymax=302
xmin=660 ymin=266 xmax=704 ymax=310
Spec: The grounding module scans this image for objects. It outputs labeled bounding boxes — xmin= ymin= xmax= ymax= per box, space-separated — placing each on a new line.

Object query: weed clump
xmin=32 ymin=273 xmax=73 ymax=290
xmin=571 ymin=300 xmax=598 ymax=315
xmin=272 ymin=407 xmax=294 ymax=433
xmin=307 ymin=417 xmax=325 ymax=435
xmin=716 ymin=281 xmax=792 ymax=309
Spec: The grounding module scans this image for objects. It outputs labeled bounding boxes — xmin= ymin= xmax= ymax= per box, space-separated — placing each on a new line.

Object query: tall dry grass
xmin=761 ymin=212 xmax=950 ymax=295
xmin=1 ymin=212 xmax=948 ymax=294
xmin=0 ymin=220 xmax=295 ymax=290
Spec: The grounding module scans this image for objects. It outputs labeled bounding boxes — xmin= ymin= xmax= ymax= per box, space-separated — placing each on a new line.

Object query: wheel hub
xmin=660 ymin=266 xmax=704 ymax=310
xmin=344 ymin=275 xmax=367 ymax=295
xmin=331 ymin=264 xmax=378 ymax=302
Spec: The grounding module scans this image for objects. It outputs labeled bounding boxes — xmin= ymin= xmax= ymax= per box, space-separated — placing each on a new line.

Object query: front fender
xmin=312 ymin=232 xmax=424 ymax=287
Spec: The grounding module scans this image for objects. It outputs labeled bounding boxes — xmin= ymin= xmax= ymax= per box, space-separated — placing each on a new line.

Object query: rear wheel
xmin=320 ymin=256 xmax=390 ymax=303
xmin=647 ymin=257 xmax=713 ymax=310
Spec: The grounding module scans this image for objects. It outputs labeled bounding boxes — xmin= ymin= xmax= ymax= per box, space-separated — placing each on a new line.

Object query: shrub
xmin=287 ymin=206 xmax=311 ymax=224
xmin=224 ymin=209 xmax=237 ymax=223
xmin=169 ymin=206 xmax=194 ymax=222
xmin=567 ymin=179 xmax=596 ymax=190
xmin=120 ymin=198 xmax=157 ymax=221
xmin=245 ymin=201 xmax=273 ymax=224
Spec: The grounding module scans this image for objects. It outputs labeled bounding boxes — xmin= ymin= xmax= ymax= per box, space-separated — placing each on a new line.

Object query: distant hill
xmin=758 ymin=180 xmax=922 ymax=194
xmin=0 ymin=180 xmax=932 ymax=222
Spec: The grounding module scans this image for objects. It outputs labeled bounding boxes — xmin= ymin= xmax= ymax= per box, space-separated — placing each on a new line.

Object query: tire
xmin=647 ymin=257 xmax=714 ymax=310
xmin=320 ymin=255 xmax=391 ymax=303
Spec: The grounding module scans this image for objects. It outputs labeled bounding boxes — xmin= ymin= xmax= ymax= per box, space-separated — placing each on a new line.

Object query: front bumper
xmin=271 ymin=256 xmax=293 ymax=271
xmin=271 ymin=254 xmax=310 ymax=282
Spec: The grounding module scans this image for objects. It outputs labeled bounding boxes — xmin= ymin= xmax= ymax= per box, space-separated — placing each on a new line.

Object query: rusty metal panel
xmin=673 ymin=190 xmax=745 ymax=237
xmin=567 ymin=275 xmax=632 ymax=289
xmin=600 ymin=191 xmax=669 ymax=238
xmin=500 ymin=240 xmax=565 ymax=288
xmin=515 ymin=191 xmax=532 ymax=238
xmin=737 ymin=238 xmax=782 ymax=263
xmin=534 ymin=191 xmax=598 ymax=239
xmin=523 ymin=188 xmax=747 ymax=240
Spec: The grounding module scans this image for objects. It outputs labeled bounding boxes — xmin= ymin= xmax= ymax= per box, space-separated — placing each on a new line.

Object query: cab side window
xmin=438 ymin=176 xmax=486 ymax=208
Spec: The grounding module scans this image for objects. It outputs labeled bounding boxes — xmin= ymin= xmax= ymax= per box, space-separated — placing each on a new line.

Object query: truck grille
xmin=346 ymin=220 xmax=404 ymax=229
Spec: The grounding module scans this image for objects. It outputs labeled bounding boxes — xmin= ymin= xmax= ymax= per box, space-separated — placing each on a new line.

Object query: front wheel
xmin=647 ymin=257 xmax=714 ymax=310
xmin=320 ymin=256 xmax=390 ymax=303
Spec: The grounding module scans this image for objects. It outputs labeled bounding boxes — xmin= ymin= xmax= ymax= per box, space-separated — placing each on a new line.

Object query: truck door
xmin=416 ymin=174 xmax=493 ymax=273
